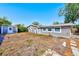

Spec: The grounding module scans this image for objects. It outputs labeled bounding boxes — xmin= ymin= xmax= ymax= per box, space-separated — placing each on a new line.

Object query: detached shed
xmin=0 ymin=25 xmax=17 ymax=34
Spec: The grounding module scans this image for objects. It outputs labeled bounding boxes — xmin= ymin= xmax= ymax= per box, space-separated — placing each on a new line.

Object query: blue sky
xmin=0 ymin=3 xmax=64 ymax=26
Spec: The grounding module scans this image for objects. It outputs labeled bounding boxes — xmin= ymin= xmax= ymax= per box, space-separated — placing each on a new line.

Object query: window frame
xmin=48 ymin=27 xmax=52 ymax=31
xmin=54 ymin=27 xmax=61 ymax=33
xmin=42 ymin=28 xmax=46 ymax=31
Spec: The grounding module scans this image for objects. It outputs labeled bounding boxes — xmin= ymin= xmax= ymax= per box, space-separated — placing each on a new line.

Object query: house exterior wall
xmin=28 ymin=26 xmax=38 ymax=34
xmin=37 ymin=28 xmax=52 ymax=35
xmin=52 ymin=26 xmax=71 ymax=38
xmin=28 ymin=26 xmax=72 ymax=38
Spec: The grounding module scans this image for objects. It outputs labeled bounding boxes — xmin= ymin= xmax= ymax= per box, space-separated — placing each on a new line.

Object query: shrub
xmin=16 ymin=24 xmax=28 ymax=32
xmin=73 ymin=24 xmax=79 ymax=34
xmin=74 ymin=24 xmax=79 ymax=29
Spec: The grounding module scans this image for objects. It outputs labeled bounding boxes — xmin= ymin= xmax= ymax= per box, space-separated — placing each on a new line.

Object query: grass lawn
xmin=0 ymin=32 xmax=78 ymax=56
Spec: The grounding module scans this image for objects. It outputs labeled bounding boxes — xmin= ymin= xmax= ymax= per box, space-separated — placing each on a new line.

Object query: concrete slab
xmin=71 ymin=46 xmax=79 ymax=56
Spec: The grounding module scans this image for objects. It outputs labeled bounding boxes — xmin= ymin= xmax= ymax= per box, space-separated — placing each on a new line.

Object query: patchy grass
xmin=0 ymin=48 xmax=5 ymax=55
xmin=33 ymin=48 xmax=46 ymax=56
xmin=0 ymin=32 xmax=76 ymax=56
xmin=26 ymin=39 xmax=33 ymax=47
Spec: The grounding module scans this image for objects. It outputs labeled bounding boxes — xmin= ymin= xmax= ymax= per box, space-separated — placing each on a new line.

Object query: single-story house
xmin=27 ymin=23 xmax=74 ymax=38
xmin=0 ymin=25 xmax=18 ymax=34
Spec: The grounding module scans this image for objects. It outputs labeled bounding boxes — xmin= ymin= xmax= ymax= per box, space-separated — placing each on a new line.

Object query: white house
xmin=0 ymin=25 xmax=18 ymax=34
xmin=27 ymin=23 xmax=74 ymax=38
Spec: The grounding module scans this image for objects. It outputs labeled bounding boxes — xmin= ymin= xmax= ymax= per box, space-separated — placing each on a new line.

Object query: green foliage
xmin=32 ymin=21 xmax=40 ymax=25
xmin=16 ymin=24 xmax=28 ymax=32
xmin=74 ymin=24 xmax=79 ymax=29
xmin=59 ymin=3 xmax=79 ymax=24
xmin=0 ymin=17 xmax=12 ymax=25
xmin=53 ymin=21 xmax=60 ymax=24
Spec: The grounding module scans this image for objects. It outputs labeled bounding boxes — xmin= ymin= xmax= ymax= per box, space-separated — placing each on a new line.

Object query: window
xmin=48 ymin=28 xmax=51 ymax=31
xmin=43 ymin=28 xmax=46 ymax=31
xmin=54 ymin=27 xmax=61 ymax=33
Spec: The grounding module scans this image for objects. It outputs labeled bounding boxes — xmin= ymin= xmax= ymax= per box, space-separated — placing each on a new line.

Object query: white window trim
xmin=54 ymin=27 xmax=61 ymax=33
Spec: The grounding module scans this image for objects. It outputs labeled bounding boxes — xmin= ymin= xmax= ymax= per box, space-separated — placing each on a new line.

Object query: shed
xmin=0 ymin=25 xmax=17 ymax=34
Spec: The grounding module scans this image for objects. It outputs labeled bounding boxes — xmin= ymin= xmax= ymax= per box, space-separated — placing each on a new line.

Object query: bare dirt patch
xmin=0 ymin=32 xmax=78 ymax=56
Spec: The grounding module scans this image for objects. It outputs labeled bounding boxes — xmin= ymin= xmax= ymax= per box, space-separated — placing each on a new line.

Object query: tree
xmin=53 ymin=21 xmax=60 ymax=24
xmin=59 ymin=3 xmax=79 ymax=24
xmin=32 ymin=21 xmax=40 ymax=25
xmin=16 ymin=24 xmax=28 ymax=32
xmin=0 ymin=17 xmax=12 ymax=25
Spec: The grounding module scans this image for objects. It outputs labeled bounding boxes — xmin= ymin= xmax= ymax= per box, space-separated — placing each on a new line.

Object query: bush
xmin=73 ymin=24 xmax=79 ymax=34
xmin=16 ymin=24 xmax=28 ymax=32
xmin=73 ymin=24 xmax=79 ymax=31
xmin=74 ymin=24 xmax=79 ymax=29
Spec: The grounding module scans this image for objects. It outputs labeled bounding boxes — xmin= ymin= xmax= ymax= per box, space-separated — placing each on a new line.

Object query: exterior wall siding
xmin=0 ymin=26 xmax=17 ymax=34
xmin=3 ymin=26 xmax=8 ymax=34
xmin=28 ymin=26 xmax=38 ymax=34
xmin=52 ymin=26 xmax=71 ymax=38
xmin=39 ymin=28 xmax=52 ymax=35
xmin=28 ymin=26 xmax=72 ymax=38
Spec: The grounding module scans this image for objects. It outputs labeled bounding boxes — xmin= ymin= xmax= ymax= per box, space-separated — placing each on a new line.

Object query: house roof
xmin=0 ymin=25 xmax=17 ymax=28
xmin=27 ymin=25 xmax=41 ymax=28
xmin=39 ymin=23 xmax=75 ymax=28
xmin=27 ymin=23 xmax=75 ymax=28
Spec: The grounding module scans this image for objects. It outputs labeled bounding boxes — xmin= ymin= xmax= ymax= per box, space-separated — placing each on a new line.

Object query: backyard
xmin=0 ymin=32 xmax=79 ymax=56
